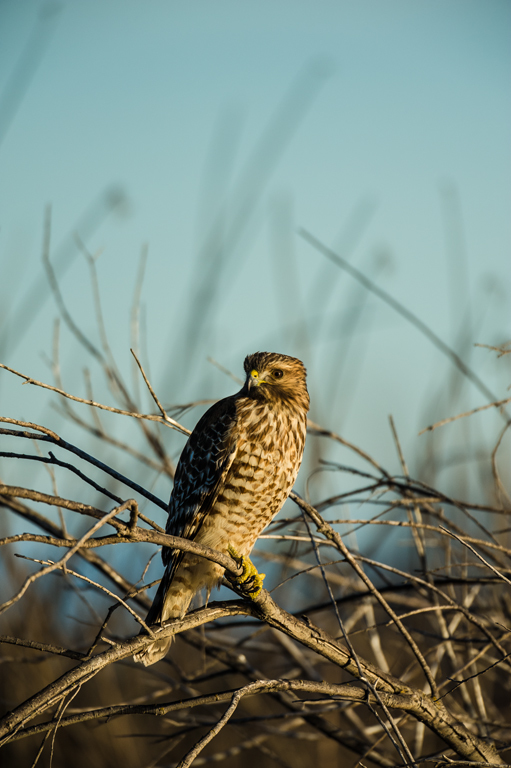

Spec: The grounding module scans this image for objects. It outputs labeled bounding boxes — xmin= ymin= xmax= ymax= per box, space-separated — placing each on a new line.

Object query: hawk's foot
xmin=227 ymin=544 xmax=265 ymax=597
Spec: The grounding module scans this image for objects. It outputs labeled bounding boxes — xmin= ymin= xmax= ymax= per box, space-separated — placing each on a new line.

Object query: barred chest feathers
xmin=234 ymin=398 xmax=307 ymax=485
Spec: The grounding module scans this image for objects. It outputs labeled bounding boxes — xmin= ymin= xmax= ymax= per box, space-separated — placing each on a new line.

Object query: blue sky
xmin=1 ymin=0 xmax=510 ymax=510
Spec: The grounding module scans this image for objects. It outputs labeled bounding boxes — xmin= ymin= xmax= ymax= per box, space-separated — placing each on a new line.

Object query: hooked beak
xmin=247 ymin=369 xmax=263 ymax=391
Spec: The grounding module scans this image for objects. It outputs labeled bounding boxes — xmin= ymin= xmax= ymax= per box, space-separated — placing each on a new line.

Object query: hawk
xmin=134 ymin=351 xmax=309 ymax=666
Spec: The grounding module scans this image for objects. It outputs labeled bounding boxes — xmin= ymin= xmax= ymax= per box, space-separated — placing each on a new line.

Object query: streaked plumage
xmin=134 ymin=352 xmax=309 ymax=666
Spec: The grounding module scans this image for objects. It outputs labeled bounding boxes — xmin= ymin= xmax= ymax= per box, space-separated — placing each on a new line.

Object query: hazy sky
xmin=1 ymin=0 xmax=510 ymax=500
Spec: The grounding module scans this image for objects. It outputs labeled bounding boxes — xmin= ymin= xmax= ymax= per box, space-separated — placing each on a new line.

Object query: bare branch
xmin=0 ymin=362 xmax=190 ymax=436
xmin=419 ymin=396 xmax=511 ymax=435
xmin=0 ymin=500 xmax=138 ymax=615
xmin=0 ymin=419 xmax=168 ymax=511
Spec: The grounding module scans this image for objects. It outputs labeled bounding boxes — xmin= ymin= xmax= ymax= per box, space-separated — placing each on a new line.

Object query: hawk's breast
xmin=196 ymin=397 xmax=306 ymax=553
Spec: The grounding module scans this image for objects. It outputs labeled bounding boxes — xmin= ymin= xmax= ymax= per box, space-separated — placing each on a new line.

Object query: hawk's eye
xmin=273 ymin=369 xmax=284 ymax=379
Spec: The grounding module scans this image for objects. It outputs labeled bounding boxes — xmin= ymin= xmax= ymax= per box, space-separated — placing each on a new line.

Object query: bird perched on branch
xmin=134 ymin=351 xmax=309 ymax=666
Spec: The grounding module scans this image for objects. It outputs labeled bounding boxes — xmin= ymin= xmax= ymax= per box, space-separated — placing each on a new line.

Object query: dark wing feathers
xmin=162 ymin=396 xmax=238 ymax=570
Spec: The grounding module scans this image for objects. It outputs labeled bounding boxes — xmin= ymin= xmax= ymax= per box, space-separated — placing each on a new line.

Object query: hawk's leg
xmin=227 ymin=544 xmax=265 ymax=597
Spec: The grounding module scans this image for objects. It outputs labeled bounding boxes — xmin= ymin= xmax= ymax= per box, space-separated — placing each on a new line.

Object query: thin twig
xmin=439 ymin=526 xmax=511 ymax=588
xmin=15 ymin=555 xmax=155 ymax=638
xmin=131 ymin=347 xmax=174 ymax=424
xmin=300 ymin=228 xmax=507 ymax=420
xmin=292 ymin=492 xmax=439 ymax=698
xmin=0 ymin=500 xmax=138 ymax=615
xmin=419 ymin=397 xmax=511 ymax=435
xmin=0 ymin=362 xmax=190 ymax=436
xmin=0 ymin=419 xmax=168 ymax=511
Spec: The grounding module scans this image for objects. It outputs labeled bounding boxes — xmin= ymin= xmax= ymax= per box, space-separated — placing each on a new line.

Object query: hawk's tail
xmin=133 ymin=568 xmax=190 ymax=667
xmin=133 ymin=556 xmax=221 ymax=666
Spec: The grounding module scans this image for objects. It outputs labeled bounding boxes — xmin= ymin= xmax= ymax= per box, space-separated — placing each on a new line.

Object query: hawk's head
xmin=242 ymin=352 xmax=309 ymax=413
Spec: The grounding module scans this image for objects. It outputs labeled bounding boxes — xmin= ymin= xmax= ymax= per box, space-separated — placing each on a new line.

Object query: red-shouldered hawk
xmin=134 ymin=352 xmax=309 ymax=666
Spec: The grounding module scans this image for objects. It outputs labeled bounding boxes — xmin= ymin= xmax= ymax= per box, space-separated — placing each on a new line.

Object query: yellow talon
xmin=227 ymin=544 xmax=265 ymax=597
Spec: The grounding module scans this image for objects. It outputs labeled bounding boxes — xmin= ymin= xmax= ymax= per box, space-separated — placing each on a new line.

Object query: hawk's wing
xmin=162 ymin=395 xmax=239 ymax=576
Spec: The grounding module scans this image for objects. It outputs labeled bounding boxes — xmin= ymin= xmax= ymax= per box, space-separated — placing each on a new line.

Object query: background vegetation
xmin=1 ymin=228 xmax=510 ymax=766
